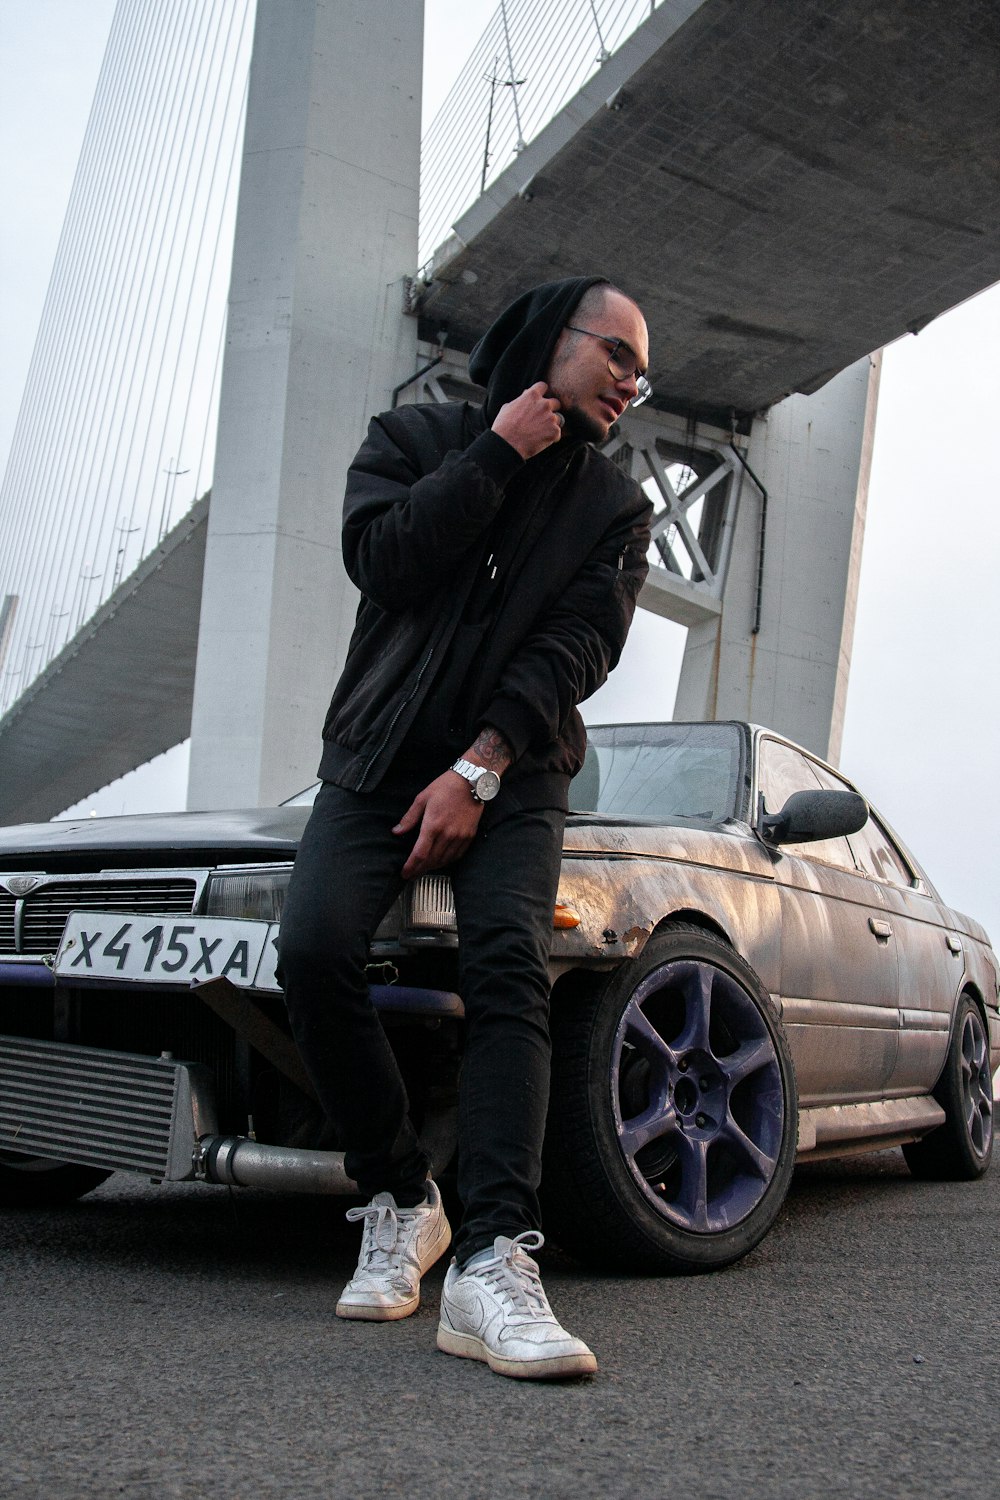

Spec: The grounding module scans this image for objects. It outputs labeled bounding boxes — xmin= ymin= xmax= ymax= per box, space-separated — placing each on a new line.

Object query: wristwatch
xmin=450 ymin=758 xmax=501 ymax=802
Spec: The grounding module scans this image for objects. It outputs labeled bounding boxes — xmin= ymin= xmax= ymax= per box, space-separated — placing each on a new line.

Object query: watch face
xmin=474 ymin=769 xmax=501 ymax=802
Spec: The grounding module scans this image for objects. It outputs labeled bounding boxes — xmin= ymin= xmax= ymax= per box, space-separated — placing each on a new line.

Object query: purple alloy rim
xmin=960 ymin=1007 xmax=993 ymax=1158
xmin=611 ymin=959 xmax=786 ymax=1234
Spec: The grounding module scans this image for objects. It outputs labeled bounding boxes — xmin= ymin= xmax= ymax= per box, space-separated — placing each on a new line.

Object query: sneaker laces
xmin=474 ymin=1231 xmax=552 ymax=1316
xmin=344 ymin=1197 xmax=418 ymax=1274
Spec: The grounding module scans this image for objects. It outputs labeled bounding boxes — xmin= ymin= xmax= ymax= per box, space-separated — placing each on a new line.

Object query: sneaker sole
xmin=436 ymin=1323 xmax=597 ymax=1380
xmin=335 ymin=1212 xmax=453 ymax=1322
xmin=336 ymin=1293 xmax=419 ymax=1321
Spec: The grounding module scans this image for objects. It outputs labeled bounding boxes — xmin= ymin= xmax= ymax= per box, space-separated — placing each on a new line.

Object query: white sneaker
xmin=336 ymin=1180 xmax=451 ymax=1321
xmin=437 ymin=1231 xmax=597 ymax=1379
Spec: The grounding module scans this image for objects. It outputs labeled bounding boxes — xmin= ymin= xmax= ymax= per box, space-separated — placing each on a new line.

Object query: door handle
xmin=868 ymin=917 xmax=892 ymax=940
xmin=946 ymin=934 xmax=963 ymax=956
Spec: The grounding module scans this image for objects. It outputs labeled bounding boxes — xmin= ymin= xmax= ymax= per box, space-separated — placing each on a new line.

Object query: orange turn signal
xmin=553 ymin=903 xmax=581 ymax=929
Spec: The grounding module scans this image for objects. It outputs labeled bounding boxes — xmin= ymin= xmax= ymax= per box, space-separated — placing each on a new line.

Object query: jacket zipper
xmin=356 ymin=644 xmax=436 ymax=790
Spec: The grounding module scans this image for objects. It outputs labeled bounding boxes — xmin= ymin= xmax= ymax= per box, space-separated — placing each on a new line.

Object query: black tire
xmin=902 ymin=995 xmax=994 ymax=1181
xmin=543 ymin=924 xmax=798 ymax=1274
xmin=0 ymin=1154 xmax=111 ymax=1206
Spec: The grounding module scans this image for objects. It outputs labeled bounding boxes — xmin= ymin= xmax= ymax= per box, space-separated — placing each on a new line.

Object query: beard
xmin=561 ymin=402 xmax=609 ymax=445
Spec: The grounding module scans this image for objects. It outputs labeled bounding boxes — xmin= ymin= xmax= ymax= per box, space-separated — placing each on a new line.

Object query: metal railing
xmin=419 ymin=0 xmax=661 ymax=267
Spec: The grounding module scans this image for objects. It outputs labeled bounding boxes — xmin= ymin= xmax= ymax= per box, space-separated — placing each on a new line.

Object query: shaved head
xmin=573 ymin=282 xmax=642 ymax=324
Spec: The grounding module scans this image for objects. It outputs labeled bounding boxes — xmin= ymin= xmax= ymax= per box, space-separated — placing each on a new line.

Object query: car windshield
xmin=282 ymin=724 xmax=746 ymax=824
xmin=571 ymin=722 xmax=745 ymax=823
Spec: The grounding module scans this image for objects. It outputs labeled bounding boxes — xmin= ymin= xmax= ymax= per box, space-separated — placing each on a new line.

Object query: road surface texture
xmin=1 ymin=1149 xmax=996 ymax=1499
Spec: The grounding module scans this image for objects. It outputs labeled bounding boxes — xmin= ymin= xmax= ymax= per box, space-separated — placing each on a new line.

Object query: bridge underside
xmin=0 ymin=500 xmax=206 ymax=824
xmin=417 ymin=0 xmax=1000 ymax=421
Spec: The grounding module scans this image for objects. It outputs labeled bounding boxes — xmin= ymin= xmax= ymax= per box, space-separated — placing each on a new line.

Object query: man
xmin=278 ymin=276 xmax=652 ymax=1380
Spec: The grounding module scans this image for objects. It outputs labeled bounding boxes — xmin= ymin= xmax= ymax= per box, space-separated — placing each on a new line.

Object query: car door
xmin=847 ymin=812 xmax=960 ymax=1094
xmin=756 ymin=736 xmax=899 ymax=1105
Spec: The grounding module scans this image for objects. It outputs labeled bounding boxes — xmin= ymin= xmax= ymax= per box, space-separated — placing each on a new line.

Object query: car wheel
xmin=902 ymin=995 xmax=994 ymax=1181
xmin=543 ymin=924 xmax=798 ymax=1273
xmin=0 ymin=1153 xmax=111 ymax=1206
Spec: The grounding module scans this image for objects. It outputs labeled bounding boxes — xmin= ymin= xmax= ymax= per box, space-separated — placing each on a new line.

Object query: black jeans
xmin=276 ymin=779 xmax=565 ymax=1265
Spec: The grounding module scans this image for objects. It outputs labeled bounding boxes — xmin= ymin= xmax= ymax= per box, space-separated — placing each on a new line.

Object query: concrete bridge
xmin=1 ymin=0 xmax=997 ymax=820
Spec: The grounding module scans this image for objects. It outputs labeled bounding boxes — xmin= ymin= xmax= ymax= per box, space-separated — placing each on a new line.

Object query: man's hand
xmin=492 ymin=381 xmax=564 ymax=459
xmin=394 ymin=770 xmax=484 ymax=879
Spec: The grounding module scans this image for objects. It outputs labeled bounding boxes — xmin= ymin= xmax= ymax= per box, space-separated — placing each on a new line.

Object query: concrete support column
xmin=187 ymin=0 xmax=423 ymax=809
xmin=673 ymin=354 xmax=881 ymax=764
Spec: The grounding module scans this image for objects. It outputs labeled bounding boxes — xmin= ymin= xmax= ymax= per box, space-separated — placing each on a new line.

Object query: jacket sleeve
xmin=342 ymin=414 xmax=523 ymax=612
xmin=480 ymin=500 xmax=653 ymax=761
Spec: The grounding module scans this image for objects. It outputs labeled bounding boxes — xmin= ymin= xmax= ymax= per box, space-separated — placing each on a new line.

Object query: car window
xmin=574 ymin=723 xmax=744 ymax=822
xmin=848 ymin=812 xmax=913 ymax=887
xmin=757 ymin=738 xmax=857 ymax=872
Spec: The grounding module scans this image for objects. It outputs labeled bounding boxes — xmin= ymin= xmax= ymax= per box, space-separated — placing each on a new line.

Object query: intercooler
xmin=0 ymin=1030 xmax=456 ymax=1194
xmin=0 ymin=1034 xmax=217 ymax=1180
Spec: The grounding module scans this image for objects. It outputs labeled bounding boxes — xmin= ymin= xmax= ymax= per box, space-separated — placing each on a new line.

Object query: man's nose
xmin=613 ymin=368 xmax=639 ymax=400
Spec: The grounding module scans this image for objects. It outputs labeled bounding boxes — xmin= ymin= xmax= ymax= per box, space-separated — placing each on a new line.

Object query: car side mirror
xmin=761 ymin=789 xmax=868 ymax=846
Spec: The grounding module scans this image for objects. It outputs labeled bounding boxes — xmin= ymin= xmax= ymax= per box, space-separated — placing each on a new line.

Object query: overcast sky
xmin=1 ymin=1 xmax=997 ymax=941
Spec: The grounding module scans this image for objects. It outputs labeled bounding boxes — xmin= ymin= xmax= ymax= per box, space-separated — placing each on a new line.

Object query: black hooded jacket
xmin=318 ymin=277 xmax=653 ymax=811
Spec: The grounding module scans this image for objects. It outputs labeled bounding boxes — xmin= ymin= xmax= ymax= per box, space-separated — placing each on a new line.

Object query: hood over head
xmin=468 ymin=275 xmax=610 ymax=423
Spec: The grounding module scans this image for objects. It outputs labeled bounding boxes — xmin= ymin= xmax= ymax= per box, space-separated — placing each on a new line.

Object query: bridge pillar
xmin=672 ymin=355 xmax=880 ymax=765
xmin=187 ymin=0 xmax=423 ymax=809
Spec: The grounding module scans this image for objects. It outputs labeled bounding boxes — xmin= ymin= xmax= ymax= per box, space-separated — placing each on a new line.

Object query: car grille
xmin=1 ymin=877 xmax=200 ymax=956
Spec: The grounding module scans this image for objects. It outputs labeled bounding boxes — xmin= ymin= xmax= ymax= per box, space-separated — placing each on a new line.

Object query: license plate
xmin=55 ymin=912 xmax=273 ymax=989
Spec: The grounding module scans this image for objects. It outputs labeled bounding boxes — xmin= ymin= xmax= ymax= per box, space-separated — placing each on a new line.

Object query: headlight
xmin=204 ymin=866 xmax=293 ymax=922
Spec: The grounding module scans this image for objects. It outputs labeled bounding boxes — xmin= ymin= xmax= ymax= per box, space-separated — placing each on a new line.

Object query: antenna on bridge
xmin=482 ymin=55 xmax=526 ymax=193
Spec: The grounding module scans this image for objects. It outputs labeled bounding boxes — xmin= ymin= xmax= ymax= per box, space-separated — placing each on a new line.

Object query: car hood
xmin=0 ymin=806 xmax=310 ymax=861
xmin=0 ymin=805 xmax=738 ymax=866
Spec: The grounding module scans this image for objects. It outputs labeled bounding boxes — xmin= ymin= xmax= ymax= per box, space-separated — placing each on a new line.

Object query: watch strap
xmin=451 ymin=758 xmax=481 ymax=783
xmin=450 ymin=758 xmax=500 ymax=801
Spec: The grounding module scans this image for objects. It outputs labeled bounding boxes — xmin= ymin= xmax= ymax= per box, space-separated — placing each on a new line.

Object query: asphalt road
xmin=1 ymin=1150 xmax=996 ymax=1500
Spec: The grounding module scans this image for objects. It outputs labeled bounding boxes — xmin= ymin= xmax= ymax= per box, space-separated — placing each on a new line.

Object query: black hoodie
xmin=469 ymin=275 xmax=607 ymax=422
xmin=317 ymin=277 xmax=652 ymax=811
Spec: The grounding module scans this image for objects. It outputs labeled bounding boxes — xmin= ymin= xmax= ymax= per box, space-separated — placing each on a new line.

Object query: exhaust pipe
xmin=198 ymin=1106 xmax=457 ymax=1194
xmin=200 ymin=1136 xmax=357 ymax=1193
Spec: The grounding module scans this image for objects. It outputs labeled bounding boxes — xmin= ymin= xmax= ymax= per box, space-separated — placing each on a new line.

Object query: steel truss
xmin=397 ymin=343 xmax=756 ymax=630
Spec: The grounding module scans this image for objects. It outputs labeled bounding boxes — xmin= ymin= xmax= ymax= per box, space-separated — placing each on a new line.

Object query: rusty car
xmin=1 ymin=720 xmax=996 ymax=1272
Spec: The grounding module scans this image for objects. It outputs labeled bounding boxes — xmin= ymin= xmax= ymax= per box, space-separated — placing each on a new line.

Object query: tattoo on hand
xmin=472 ymin=725 xmax=513 ymax=774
